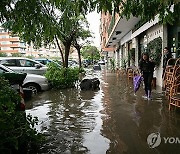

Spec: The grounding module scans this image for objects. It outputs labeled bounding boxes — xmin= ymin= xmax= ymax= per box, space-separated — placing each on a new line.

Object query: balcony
xmin=0 ymin=37 xmax=19 ymax=42
xmin=0 ymin=50 xmax=19 ymax=53
xmin=0 ymin=32 xmax=9 ymax=35
xmin=0 ymin=44 xmax=19 ymax=48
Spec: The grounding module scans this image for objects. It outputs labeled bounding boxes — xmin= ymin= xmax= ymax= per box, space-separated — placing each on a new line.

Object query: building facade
xmin=0 ymin=27 xmax=61 ymax=58
xmin=100 ymin=11 xmax=180 ymax=87
xmin=0 ymin=27 xmax=26 ymax=55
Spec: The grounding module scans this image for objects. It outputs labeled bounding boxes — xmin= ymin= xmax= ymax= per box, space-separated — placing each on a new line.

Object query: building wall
xmin=0 ymin=27 xmax=61 ymax=58
xmin=100 ymin=9 xmax=179 ymax=87
xmin=0 ymin=27 xmax=25 ymax=55
xmin=100 ymin=11 xmax=116 ymax=61
xmin=146 ymin=24 xmax=164 ymax=87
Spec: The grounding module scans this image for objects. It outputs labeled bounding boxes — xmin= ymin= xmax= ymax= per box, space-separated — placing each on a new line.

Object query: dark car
xmin=0 ymin=67 xmax=30 ymax=109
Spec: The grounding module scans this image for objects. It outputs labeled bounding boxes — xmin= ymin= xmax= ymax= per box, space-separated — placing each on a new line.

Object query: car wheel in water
xmin=24 ymin=83 xmax=40 ymax=95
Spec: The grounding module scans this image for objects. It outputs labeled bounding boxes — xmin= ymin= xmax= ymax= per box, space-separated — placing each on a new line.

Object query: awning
xmin=102 ymin=47 xmax=115 ymax=52
xmin=106 ymin=15 xmax=140 ymax=47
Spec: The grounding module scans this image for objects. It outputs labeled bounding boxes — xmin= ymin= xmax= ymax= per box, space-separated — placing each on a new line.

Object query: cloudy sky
xmin=86 ymin=11 xmax=101 ymax=48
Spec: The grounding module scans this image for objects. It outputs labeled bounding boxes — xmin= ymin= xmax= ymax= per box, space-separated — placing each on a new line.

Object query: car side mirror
xmin=35 ymin=64 xmax=42 ymax=69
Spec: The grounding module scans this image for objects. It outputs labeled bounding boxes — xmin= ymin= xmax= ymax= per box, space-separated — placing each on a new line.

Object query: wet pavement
xmin=26 ymin=69 xmax=180 ymax=154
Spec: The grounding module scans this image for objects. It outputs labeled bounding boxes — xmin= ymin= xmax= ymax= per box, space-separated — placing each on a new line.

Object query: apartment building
xmin=0 ymin=27 xmax=26 ymax=55
xmin=100 ymin=10 xmax=180 ymax=87
xmin=0 ymin=27 xmax=61 ymax=58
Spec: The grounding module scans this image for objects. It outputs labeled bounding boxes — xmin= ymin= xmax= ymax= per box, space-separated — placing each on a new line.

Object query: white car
xmin=0 ymin=57 xmax=48 ymax=75
xmin=0 ymin=64 xmax=49 ymax=94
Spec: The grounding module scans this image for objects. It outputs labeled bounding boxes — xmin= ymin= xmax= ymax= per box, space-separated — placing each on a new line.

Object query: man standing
xmin=163 ymin=47 xmax=172 ymax=70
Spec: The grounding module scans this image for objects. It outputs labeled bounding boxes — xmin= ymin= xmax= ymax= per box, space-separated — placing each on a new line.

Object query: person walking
xmin=139 ymin=52 xmax=155 ymax=100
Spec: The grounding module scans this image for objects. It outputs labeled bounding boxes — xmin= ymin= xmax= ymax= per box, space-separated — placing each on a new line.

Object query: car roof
xmin=0 ymin=57 xmax=27 ymax=59
xmin=34 ymin=58 xmax=49 ymax=60
xmin=0 ymin=57 xmax=46 ymax=66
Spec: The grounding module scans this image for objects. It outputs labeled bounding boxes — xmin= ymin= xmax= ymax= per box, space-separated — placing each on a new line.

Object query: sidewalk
xmin=101 ymin=70 xmax=180 ymax=154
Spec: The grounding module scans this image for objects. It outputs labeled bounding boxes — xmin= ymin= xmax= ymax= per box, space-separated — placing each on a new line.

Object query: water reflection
xmin=26 ymin=70 xmax=180 ymax=154
xmin=100 ymin=71 xmax=180 ymax=154
xmin=26 ymin=70 xmax=109 ymax=153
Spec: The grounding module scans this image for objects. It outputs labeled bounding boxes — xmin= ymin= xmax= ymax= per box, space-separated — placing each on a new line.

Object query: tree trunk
xmin=77 ymin=47 xmax=82 ymax=68
xmin=73 ymin=40 xmax=82 ymax=68
xmin=55 ymin=35 xmax=65 ymax=67
xmin=64 ymin=42 xmax=71 ymax=68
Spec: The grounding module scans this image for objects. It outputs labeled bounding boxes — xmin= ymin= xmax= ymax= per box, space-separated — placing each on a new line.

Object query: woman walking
xmin=139 ymin=52 xmax=155 ymax=100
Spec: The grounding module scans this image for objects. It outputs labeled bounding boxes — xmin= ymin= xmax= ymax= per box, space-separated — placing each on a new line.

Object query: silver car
xmin=0 ymin=64 xmax=49 ymax=94
xmin=0 ymin=57 xmax=47 ymax=75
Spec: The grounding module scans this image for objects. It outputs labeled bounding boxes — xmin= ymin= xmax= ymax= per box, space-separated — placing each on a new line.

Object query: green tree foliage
xmin=0 ymin=77 xmax=44 ymax=153
xmin=0 ymin=52 xmax=7 ymax=57
xmin=45 ymin=63 xmax=81 ymax=89
xmin=1 ymin=1 xmax=92 ymax=68
xmin=0 ymin=0 xmax=179 ymax=26
xmin=11 ymin=53 xmax=23 ymax=57
xmin=72 ymin=20 xmax=92 ymax=68
xmin=147 ymin=37 xmax=162 ymax=66
xmin=0 ymin=0 xmax=179 ymax=67
xmin=81 ymin=45 xmax=100 ymax=61
xmin=110 ymin=58 xmax=115 ymax=71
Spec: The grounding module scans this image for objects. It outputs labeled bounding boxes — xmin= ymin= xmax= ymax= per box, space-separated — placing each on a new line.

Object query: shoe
xmin=142 ymin=95 xmax=148 ymax=99
xmin=147 ymin=97 xmax=152 ymax=100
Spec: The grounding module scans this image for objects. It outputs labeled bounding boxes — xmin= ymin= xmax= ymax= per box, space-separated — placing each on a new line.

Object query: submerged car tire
xmin=23 ymin=83 xmax=40 ymax=95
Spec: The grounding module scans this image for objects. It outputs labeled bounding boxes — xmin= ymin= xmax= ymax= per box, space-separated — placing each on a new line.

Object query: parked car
xmin=82 ymin=60 xmax=88 ymax=67
xmin=69 ymin=60 xmax=78 ymax=68
xmin=98 ymin=60 xmax=105 ymax=65
xmin=0 ymin=57 xmax=47 ymax=75
xmin=33 ymin=58 xmax=51 ymax=65
xmin=0 ymin=67 xmax=27 ymax=111
xmin=0 ymin=64 xmax=49 ymax=94
xmin=34 ymin=58 xmax=62 ymax=68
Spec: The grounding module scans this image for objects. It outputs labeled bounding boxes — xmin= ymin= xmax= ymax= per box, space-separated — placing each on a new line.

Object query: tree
xmin=0 ymin=0 xmax=179 ymax=68
xmin=2 ymin=0 xmax=92 ymax=68
xmin=0 ymin=0 xmax=179 ymax=26
xmin=81 ymin=45 xmax=100 ymax=63
xmin=72 ymin=18 xmax=92 ymax=68
xmin=0 ymin=52 xmax=7 ymax=57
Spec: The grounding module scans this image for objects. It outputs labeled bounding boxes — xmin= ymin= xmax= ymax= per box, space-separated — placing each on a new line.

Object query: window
xmin=1 ymin=42 xmax=8 ymax=44
xmin=0 ymin=36 xmax=7 ymax=38
xmin=19 ymin=59 xmax=36 ymax=67
xmin=0 ymin=59 xmax=17 ymax=66
xmin=1 ymin=47 xmax=10 ymax=50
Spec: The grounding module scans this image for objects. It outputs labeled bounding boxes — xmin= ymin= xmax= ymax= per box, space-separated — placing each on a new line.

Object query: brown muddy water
xmin=26 ymin=69 xmax=180 ymax=154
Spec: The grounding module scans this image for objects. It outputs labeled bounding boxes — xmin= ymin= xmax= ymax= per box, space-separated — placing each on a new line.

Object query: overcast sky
xmin=86 ymin=11 xmax=101 ymax=49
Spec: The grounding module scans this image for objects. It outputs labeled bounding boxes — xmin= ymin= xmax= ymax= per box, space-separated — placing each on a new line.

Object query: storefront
xmin=168 ymin=18 xmax=180 ymax=58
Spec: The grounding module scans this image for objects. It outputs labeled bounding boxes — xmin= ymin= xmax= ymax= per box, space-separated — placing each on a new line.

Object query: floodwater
xmin=26 ymin=69 xmax=180 ymax=154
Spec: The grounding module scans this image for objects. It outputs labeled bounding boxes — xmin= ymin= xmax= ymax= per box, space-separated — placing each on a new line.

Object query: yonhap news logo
xmin=147 ymin=132 xmax=161 ymax=148
xmin=147 ymin=132 xmax=180 ymax=148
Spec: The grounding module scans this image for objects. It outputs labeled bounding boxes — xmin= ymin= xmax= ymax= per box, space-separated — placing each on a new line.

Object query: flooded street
xmin=26 ymin=69 xmax=180 ymax=154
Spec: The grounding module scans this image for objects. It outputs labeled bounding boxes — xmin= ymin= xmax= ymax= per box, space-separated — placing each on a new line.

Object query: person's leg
xmin=147 ymin=73 xmax=153 ymax=98
xmin=143 ymin=73 xmax=148 ymax=97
